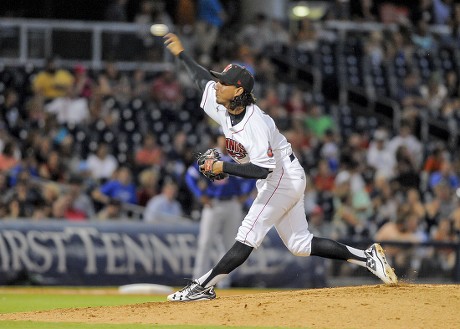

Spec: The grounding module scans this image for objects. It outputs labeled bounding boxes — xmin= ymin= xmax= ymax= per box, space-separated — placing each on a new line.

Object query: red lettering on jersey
xmin=225 ymin=138 xmax=248 ymax=160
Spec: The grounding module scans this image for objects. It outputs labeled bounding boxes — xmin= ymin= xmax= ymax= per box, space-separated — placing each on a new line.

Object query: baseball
xmin=150 ymin=24 xmax=169 ymax=37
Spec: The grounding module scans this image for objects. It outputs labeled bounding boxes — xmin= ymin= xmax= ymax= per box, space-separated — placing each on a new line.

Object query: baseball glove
xmin=195 ymin=148 xmax=228 ymax=182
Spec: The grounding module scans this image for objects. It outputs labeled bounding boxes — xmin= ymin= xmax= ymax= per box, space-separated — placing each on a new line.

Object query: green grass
xmin=0 ymin=293 xmax=164 ymax=314
xmin=0 ymin=288 xmax=296 ymax=329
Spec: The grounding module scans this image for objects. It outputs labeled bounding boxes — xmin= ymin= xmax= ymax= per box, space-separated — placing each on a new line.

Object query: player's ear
xmin=234 ymin=86 xmax=244 ymax=97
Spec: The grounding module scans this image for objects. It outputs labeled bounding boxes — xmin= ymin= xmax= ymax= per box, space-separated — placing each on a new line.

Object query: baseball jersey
xmin=200 ymin=81 xmax=294 ymax=172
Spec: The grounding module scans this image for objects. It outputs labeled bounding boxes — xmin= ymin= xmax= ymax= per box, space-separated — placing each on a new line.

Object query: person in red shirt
xmin=150 ymin=69 xmax=184 ymax=109
xmin=314 ymin=159 xmax=336 ymax=192
xmin=135 ymin=134 xmax=164 ymax=169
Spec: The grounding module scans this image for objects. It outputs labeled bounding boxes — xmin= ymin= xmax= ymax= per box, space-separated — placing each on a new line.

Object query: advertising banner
xmin=0 ymin=220 xmax=326 ymax=288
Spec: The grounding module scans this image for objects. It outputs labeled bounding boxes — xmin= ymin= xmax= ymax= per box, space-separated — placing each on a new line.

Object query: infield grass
xmin=0 ymin=287 xmax=288 ymax=329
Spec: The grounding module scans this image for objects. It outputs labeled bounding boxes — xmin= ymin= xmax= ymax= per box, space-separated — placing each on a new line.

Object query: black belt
xmin=289 ymin=153 xmax=296 ymax=162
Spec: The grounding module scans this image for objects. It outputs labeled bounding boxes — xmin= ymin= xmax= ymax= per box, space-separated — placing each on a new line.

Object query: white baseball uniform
xmin=200 ymin=81 xmax=314 ymax=255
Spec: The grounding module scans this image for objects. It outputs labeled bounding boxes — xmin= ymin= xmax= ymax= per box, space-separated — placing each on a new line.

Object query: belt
xmin=289 ymin=153 xmax=296 ymax=162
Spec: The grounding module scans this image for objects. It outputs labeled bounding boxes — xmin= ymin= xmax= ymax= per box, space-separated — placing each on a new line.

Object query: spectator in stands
xmin=32 ymin=135 xmax=53 ymax=166
xmin=423 ymin=144 xmax=447 ymax=176
xmin=424 ymin=180 xmax=456 ymax=234
xmin=68 ymin=176 xmax=96 ymax=219
xmin=41 ymin=182 xmax=61 ymax=218
xmin=366 ymin=128 xmax=395 ymax=179
xmin=319 ymin=129 xmax=340 ymax=173
xmin=419 ymin=72 xmax=448 ymax=117
xmin=428 ymin=159 xmax=460 ymax=191
xmin=5 ymin=179 xmax=40 ymax=218
xmin=85 ymin=142 xmax=118 ymax=182
xmin=293 ymin=17 xmax=319 ymax=52
xmin=150 ymin=69 xmax=184 ymax=110
xmin=6 ymin=198 xmax=22 ymax=219
xmin=431 ymin=217 xmax=457 ymax=271
xmin=237 ymin=13 xmax=271 ymax=55
xmin=32 ymin=57 xmax=74 ymax=102
xmin=400 ymin=188 xmax=427 ymax=221
xmin=364 ymin=31 xmax=384 ymax=67
xmin=73 ymin=64 xmax=94 ymax=99
xmin=432 ymin=0 xmax=454 ymax=25
xmin=130 ymin=68 xmax=150 ymax=100
xmin=51 ymin=192 xmax=87 ymax=221
xmin=388 ymin=121 xmax=423 ymax=169
xmin=374 ymin=212 xmax=427 ymax=276
xmin=313 ymin=159 xmax=336 ymax=193
xmin=232 ymin=45 xmax=256 ymax=76
xmin=195 ymin=0 xmax=226 ymax=65
xmin=44 ymin=84 xmax=90 ymax=125
xmin=412 ymin=19 xmax=438 ymax=51
xmin=8 ymin=151 xmax=40 ymax=187
xmin=0 ymin=140 xmax=19 ymax=172
xmin=393 ymin=145 xmax=421 ymax=191
xmin=332 ymin=170 xmax=373 ymax=239
xmin=444 ymin=70 xmax=459 ymax=98
xmin=135 ymin=133 xmax=164 ymax=170
xmin=284 ymin=87 xmax=308 ymax=117
xmin=96 ymin=198 xmax=124 ymax=220
xmin=38 ymin=150 xmax=66 ymax=182
xmin=398 ymin=70 xmax=424 ymax=108
xmin=304 ymin=104 xmax=334 ymax=140
xmin=96 ymin=60 xmax=122 ymax=98
xmin=165 ymin=130 xmax=189 ymax=179
xmin=370 ymin=174 xmax=399 ymax=227
xmin=449 ymin=3 xmax=460 ymax=47
xmin=1 ymin=88 xmax=23 ymax=138
xmin=136 ymin=168 xmax=159 ymax=207
xmin=91 ymin=166 xmax=138 ymax=205
xmin=143 ymin=179 xmax=183 ymax=223
xmin=268 ymin=18 xmax=291 ymax=48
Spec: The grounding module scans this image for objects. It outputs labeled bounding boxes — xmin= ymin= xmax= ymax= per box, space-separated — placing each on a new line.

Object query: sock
xmin=310 ymin=236 xmax=367 ymax=267
xmin=197 ymin=241 xmax=253 ymax=288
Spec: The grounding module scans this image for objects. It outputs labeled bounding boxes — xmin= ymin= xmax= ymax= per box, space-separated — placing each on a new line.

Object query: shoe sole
xmin=374 ymin=244 xmax=398 ymax=284
xmin=167 ymin=295 xmax=216 ymax=302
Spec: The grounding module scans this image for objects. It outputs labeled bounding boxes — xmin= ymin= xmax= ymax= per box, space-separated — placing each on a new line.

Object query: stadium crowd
xmin=0 ymin=0 xmax=460 ymax=278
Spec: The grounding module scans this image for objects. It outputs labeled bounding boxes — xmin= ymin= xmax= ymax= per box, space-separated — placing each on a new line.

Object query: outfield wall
xmin=0 ymin=220 xmax=326 ymax=288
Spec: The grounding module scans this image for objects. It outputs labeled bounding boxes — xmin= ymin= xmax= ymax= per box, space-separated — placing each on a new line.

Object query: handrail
xmin=0 ymin=18 xmax=174 ymax=71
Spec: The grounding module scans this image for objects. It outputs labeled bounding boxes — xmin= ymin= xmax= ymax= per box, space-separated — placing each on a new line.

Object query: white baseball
xmin=150 ymin=24 xmax=169 ymax=37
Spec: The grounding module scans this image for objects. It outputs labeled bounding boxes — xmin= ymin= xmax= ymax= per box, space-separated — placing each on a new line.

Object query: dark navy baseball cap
xmin=210 ymin=64 xmax=254 ymax=92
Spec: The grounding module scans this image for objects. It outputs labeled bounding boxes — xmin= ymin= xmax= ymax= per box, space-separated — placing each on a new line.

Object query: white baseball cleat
xmin=167 ymin=280 xmax=216 ymax=302
xmin=365 ymin=243 xmax=398 ymax=284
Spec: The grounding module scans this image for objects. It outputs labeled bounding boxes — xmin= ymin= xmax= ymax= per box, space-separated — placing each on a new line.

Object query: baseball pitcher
xmin=163 ymin=33 xmax=397 ymax=302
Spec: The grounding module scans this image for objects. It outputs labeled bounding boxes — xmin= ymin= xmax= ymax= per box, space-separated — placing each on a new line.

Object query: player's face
xmin=214 ymin=81 xmax=243 ymax=108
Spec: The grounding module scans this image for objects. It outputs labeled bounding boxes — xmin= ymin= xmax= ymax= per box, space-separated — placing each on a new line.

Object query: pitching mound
xmin=1 ymin=284 xmax=459 ymax=328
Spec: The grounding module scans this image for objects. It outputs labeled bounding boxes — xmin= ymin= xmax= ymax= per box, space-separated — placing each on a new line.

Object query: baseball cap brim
xmin=210 ymin=70 xmax=233 ymax=85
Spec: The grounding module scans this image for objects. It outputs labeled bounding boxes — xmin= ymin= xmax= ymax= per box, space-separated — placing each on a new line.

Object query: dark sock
xmin=310 ymin=237 xmax=366 ymax=265
xmin=200 ymin=241 xmax=253 ymax=287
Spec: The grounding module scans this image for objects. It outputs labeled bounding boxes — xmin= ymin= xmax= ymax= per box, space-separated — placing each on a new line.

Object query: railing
xmin=0 ymin=18 xmax=173 ymax=72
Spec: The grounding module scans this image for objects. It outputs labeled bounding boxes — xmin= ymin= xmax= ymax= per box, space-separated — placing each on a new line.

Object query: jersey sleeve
xmin=200 ymin=81 xmax=222 ymax=124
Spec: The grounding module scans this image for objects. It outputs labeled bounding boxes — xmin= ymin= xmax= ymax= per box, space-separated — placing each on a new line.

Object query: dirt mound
xmin=1 ymin=284 xmax=459 ymax=328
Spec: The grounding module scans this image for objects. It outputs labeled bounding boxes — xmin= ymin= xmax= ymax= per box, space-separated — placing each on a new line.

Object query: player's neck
xmin=228 ymin=107 xmax=246 ymax=126
xmin=227 ymin=106 xmax=245 ymax=116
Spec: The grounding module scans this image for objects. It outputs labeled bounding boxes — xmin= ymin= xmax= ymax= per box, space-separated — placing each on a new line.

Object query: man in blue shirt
xmin=92 ymin=166 xmax=138 ymax=206
xmin=185 ymin=135 xmax=255 ymax=287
